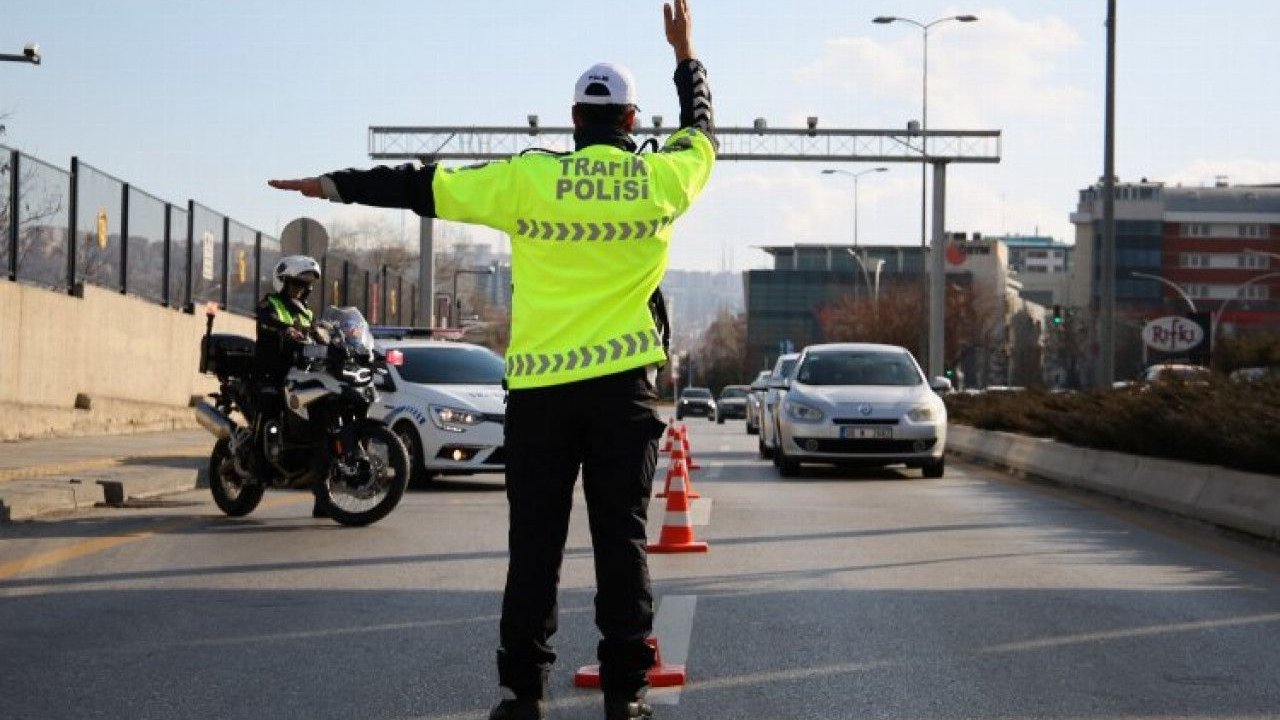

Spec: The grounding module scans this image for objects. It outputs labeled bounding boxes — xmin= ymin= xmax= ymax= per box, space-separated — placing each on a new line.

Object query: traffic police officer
xmin=269 ymin=2 xmax=714 ymax=716
xmin=255 ymin=255 xmax=328 ymax=518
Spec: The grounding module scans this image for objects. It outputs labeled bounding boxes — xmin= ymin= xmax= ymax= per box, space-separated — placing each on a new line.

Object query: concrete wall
xmin=0 ymin=282 xmax=255 ymax=439
xmin=948 ymin=424 xmax=1280 ymax=542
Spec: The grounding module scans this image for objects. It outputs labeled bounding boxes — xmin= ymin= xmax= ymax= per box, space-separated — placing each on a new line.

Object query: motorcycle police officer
xmin=255 ymin=254 xmax=329 ymax=518
xmin=268 ymin=2 xmax=714 ymax=716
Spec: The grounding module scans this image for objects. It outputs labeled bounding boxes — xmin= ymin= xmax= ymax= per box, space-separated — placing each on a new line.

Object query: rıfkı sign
xmin=1141 ymin=315 xmax=1204 ymax=352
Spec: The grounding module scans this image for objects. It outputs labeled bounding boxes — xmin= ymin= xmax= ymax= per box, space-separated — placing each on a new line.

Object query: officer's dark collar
xmin=573 ymin=124 xmax=637 ymax=152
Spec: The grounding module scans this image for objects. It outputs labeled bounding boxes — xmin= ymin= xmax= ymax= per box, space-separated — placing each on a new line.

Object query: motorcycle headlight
xmin=785 ymin=400 xmax=824 ymax=422
xmin=430 ymin=405 xmax=483 ymax=433
xmin=907 ymin=405 xmax=937 ymax=422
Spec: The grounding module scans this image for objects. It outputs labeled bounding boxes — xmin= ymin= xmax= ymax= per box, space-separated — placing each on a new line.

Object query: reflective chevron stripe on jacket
xmin=506 ymin=329 xmax=664 ymax=379
xmin=514 ymin=217 xmax=673 ymax=242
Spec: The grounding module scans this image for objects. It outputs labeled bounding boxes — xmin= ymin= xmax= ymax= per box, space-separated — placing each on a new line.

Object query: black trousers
xmin=498 ymin=367 xmax=666 ymax=701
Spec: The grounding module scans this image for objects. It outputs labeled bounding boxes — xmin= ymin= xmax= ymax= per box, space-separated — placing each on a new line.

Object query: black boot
xmin=605 ymin=698 xmax=653 ymax=720
xmin=311 ymin=496 xmax=330 ymax=519
xmin=488 ymin=698 xmax=546 ymax=720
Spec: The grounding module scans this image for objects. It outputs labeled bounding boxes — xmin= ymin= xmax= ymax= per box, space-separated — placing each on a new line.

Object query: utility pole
xmin=1098 ymin=0 xmax=1117 ymax=388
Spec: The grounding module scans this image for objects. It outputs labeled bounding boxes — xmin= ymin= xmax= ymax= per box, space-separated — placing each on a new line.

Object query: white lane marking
xmin=648 ymin=594 xmax=698 ymax=706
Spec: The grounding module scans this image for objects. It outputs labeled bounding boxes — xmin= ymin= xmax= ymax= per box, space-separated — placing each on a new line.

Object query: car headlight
xmin=430 ymin=405 xmax=483 ymax=432
xmin=906 ymin=405 xmax=937 ymax=422
xmin=785 ymin=400 xmax=824 ymax=422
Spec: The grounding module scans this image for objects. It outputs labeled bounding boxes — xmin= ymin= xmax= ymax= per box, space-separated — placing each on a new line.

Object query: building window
xmin=1239 ymin=254 xmax=1270 ymax=269
xmin=1184 ymin=223 xmax=1210 ymax=237
xmin=1239 ymin=224 xmax=1266 ymax=238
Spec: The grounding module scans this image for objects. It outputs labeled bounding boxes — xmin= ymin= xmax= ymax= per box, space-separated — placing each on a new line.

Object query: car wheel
xmin=394 ymin=422 xmax=433 ymax=486
xmin=922 ymin=457 xmax=945 ymax=479
xmin=775 ymin=442 xmax=800 ymax=477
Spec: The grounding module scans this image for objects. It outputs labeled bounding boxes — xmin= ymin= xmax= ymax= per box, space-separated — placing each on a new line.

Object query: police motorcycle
xmin=193 ymin=304 xmax=410 ymax=526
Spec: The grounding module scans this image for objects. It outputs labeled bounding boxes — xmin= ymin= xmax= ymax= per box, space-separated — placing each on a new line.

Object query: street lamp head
xmin=821 ymin=169 xmax=838 ymax=175
xmin=955 ymin=15 xmax=979 ymax=22
xmin=873 ymin=167 xmax=888 ymax=173
xmin=872 ymin=16 xmax=896 ymax=24
xmin=23 ymin=42 xmax=40 ymax=64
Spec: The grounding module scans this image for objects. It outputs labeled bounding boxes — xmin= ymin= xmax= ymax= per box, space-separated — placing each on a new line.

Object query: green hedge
xmin=943 ymin=379 xmax=1280 ymax=476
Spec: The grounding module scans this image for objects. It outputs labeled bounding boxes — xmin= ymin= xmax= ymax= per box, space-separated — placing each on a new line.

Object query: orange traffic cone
xmin=679 ymin=425 xmax=702 ymax=470
xmin=656 ymin=446 xmax=700 ymax=499
xmin=573 ymin=636 xmax=687 ymax=689
xmin=647 ymin=458 xmax=708 ymax=554
xmin=659 ymin=419 xmax=677 ymax=453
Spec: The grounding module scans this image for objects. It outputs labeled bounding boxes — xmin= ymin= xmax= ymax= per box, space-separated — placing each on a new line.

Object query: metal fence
xmin=2 ymin=146 xmax=418 ymax=325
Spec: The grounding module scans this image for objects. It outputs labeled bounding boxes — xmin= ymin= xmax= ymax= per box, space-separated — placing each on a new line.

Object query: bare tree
xmin=691 ymin=309 xmax=749 ymax=391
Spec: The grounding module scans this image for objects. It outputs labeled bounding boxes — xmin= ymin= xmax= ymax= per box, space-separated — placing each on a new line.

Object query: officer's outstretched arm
xmin=269 ymin=164 xmax=439 ymax=217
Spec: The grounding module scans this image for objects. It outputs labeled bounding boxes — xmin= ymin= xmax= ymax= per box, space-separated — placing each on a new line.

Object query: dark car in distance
xmin=715 ymin=385 xmax=750 ymax=423
xmin=676 ymin=387 xmax=716 ymax=420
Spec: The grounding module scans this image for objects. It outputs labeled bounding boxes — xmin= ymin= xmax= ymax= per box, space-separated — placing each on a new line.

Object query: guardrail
xmin=1 ymin=145 xmax=418 ymax=324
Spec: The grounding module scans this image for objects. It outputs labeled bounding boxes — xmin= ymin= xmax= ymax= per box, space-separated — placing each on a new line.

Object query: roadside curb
xmin=947 ymin=424 xmax=1279 ymax=541
xmin=0 ymin=464 xmax=203 ymax=523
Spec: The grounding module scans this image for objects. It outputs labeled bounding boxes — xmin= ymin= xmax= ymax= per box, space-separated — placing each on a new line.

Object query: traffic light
xmin=1051 ymin=305 xmax=1063 ymax=325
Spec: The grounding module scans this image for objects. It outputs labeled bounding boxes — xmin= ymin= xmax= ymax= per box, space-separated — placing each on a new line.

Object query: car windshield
xmin=795 ymin=350 xmax=922 ymax=387
xmin=719 ymin=387 xmax=748 ymax=399
xmin=682 ymin=388 xmax=712 ymax=399
xmin=394 ymin=345 xmax=506 ymax=385
xmin=772 ymin=358 xmax=798 ymax=380
xmin=750 ymin=371 xmax=771 ymax=390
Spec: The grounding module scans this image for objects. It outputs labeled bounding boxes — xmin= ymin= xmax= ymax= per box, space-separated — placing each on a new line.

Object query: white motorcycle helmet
xmin=272 ymin=255 xmax=322 ymax=294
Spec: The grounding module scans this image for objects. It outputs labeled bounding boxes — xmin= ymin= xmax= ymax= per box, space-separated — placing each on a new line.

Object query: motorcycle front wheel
xmin=209 ymin=438 xmax=265 ymax=516
xmin=323 ymin=421 xmax=409 ymax=527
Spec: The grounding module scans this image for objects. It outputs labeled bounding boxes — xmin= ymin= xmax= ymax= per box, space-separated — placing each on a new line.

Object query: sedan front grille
xmin=793 ymin=437 xmax=936 ymax=454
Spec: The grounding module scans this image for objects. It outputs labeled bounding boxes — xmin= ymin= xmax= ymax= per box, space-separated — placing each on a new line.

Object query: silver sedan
xmin=772 ymin=343 xmax=950 ymax=478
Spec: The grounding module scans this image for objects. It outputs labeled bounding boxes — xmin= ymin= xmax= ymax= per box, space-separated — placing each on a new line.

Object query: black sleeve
xmin=326 ymin=163 xmax=439 ymax=217
xmin=674 ymin=59 xmax=716 ymax=148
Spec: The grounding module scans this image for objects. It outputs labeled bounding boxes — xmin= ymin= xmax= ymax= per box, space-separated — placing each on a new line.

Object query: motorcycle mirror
xmin=385 ymin=349 xmax=404 ymax=367
xmin=204 ymin=302 xmax=219 ymax=318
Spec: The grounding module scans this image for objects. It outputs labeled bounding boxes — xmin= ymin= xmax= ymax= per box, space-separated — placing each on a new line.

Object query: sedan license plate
xmin=841 ymin=426 xmax=892 ymax=440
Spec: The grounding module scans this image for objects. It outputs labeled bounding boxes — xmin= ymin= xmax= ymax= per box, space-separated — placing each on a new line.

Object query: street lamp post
xmin=821 ymin=167 xmax=887 ymax=250
xmin=873 ymin=13 xmax=977 ymax=378
xmin=1212 ymin=270 xmax=1280 ymax=342
xmin=845 ymin=248 xmax=885 ymax=308
xmin=0 ymin=43 xmax=40 ymax=65
xmin=1129 ymin=271 xmax=1197 ymax=313
xmin=450 ymin=265 xmax=496 ymax=328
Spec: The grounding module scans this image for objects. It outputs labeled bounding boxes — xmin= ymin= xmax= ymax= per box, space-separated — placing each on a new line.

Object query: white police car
xmin=369 ymin=330 xmax=506 ymax=483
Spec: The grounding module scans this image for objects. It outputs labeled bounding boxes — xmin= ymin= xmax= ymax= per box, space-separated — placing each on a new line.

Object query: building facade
xmin=744 ymin=240 xmax=1047 ymax=388
xmin=1070 ymin=179 xmax=1280 ymax=377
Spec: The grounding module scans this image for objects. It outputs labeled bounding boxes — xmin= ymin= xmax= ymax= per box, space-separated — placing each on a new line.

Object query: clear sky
xmin=4 ymin=1 xmax=1279 ymax=271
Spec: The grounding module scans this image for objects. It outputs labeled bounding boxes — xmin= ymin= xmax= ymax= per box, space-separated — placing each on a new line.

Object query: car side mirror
xmin=929 ymin=376 xmax=953 ymax=393
xmin=768 ymin=378 xmax=790 ymax=390
xmin=374 ymin=366 xmax=396 ymax=391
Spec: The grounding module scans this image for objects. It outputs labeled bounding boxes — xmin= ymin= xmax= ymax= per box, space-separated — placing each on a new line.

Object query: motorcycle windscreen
xmin=322 ymin=306 xmax=375 ymax=356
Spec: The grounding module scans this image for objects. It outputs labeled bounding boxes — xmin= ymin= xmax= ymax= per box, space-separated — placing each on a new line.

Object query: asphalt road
xmin=2 ymin=419 xmax=1278 ymax=720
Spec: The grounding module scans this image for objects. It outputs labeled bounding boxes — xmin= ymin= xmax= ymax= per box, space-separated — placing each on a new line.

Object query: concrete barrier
xmin=1192 ymin=468 xmax=1280 ymax=541
xmin=948 ymin=424 xmax=1278 ymax=542
xmin=0 ymin=281 xmax=254 ymax=440
xmin=0 ymin=478 xmax=106 ymax=521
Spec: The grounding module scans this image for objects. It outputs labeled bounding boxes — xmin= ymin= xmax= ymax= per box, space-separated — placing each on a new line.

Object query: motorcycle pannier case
xmin=200 ymin=334 xmax=256 ymax=376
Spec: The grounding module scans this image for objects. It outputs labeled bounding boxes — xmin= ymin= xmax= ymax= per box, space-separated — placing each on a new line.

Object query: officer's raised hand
xmin=664 ymin=0 xmax=695 ymax=61
xmin=267 ymin=178 xmax=325 ymax=198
